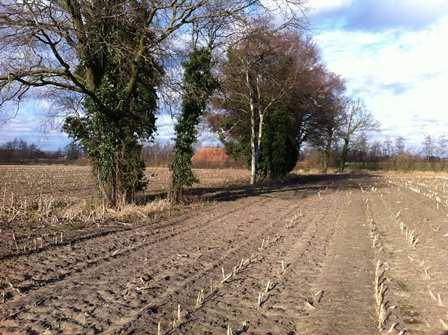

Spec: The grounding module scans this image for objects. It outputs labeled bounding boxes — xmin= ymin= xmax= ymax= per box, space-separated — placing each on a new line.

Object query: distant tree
xmin=306 ymin=73 xmax=346 ymax=173
xmin=383 ymin=137 xmax=393 ymax=157
xmin=350 ymin=133 xmax=369 ymax=163
xmin=337 ymin=98 xmax=379 ymax=172
xmin=142 ymin=142 xmax=174 ymax=166
xmin=65 ymin=142 xmax=83 ymax=161
xmin=395 ymin=136 xmax=407 ymax=155
xmin=0 ymin=138 xmax=46 ymax=162
xmin=422 ymin=134 xmax=435 ymax=160
xmin=437 ymin=135 xmax=448 ymax=158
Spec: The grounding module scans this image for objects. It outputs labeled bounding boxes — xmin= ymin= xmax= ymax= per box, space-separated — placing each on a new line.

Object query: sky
xmin=308 ymin=0 xmax=448 ymax=150
xmin=1 ymin=0 xmax=447 ymax=150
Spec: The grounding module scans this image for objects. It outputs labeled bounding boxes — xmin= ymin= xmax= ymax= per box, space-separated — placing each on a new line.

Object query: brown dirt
xmin=0 ymin=166 xmax=250 ymax=257
xmin=0 ymin=166 xmax=250 ymax=200
xmin=1 ymin=173 xmax=448 ymax=334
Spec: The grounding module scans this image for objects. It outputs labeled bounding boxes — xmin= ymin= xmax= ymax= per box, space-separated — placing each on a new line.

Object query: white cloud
xmin=315 ymin=15 xmax=448 ymax=145
xmin=309 ymin=0 xmax=448 ymax=31
xmin=307 ymin=0 xmax=352 ymax=13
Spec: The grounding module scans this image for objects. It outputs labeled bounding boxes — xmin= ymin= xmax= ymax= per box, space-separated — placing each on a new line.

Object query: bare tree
xmin=422 ymin=134 xmax=435 ymax=160
xmin=306 ymin=72 xmax=346 ymax=173
xmin=0 ymin=0 xmax=304 ymax=205
xmin=395 ymin=136 xmax=406 ymax=155
xmin=0 ymin=0 xmax=305 ymax=109
xmin=383 ymin=137 xmax=393 ymax=157
xmin=0 ymin=1 xmax=263 ymax=108
xmin=437 ymin=135 xmax=448 ymax=158
xmin=338 ymin=98 xmax=379 ymax=172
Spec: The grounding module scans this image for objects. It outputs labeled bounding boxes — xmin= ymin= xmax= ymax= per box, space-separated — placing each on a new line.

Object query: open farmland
xmin=0 ymin=165 xmax=250 ymax=201
xmin=0 ymin=167 xmax=448 ymax=334
xmin=0 ymin=165 xmax=251 ymax=254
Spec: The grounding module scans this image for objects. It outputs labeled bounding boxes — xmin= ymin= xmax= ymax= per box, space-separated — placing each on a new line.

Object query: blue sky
xmin=307 ymin=0 xmax=448 ymax=149
xmin=1 ymin=0 xmax=447 ymax=150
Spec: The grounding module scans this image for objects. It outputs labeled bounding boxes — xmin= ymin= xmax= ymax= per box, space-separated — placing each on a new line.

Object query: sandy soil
xmin=1 ymin=174 xmax=448 ymax=334
xmin=0 ymin=166 xmax=250 ymax=200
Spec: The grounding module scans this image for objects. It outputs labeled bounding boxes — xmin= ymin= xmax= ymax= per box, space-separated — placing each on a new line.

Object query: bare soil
xmin=1 ymin=173 xmax=448 ymax=334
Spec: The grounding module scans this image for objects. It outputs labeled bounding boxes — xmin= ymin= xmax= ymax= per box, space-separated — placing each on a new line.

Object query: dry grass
xmin=62 ymin=198 xmax=172 ymax=222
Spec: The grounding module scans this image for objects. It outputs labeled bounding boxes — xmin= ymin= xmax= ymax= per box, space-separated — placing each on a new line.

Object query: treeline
xmin=0 ymin=139 xmax=60 ymax=163
xmin=0 ymin=139 xmax=82 ymax=163
xmin=142 ymin=142 xmax=174 ymax=167
xmin=0 ymin=138 xmax=239 ymax=168
xmin=142 ymin=143 xmax=242 ymax=168
xmin=346 ymin=134 xmax=448 ymax=171
xmin=300 ymin=134 xmax=448 ymax=172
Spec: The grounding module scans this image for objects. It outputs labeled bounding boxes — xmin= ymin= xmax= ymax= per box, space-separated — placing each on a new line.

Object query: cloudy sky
xmin=308 ymin=0 xmax=448 ymax=149
xmin=1 ymin=0 xmax=447 ymax=150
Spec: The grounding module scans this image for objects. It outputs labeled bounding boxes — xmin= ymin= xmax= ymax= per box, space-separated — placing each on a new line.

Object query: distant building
xmin=192 ymin=147 xmax=230 ymax=168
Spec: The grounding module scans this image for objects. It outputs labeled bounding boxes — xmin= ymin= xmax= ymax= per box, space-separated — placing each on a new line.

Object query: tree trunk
xmin=257 ymin=111 xmax=264 ymax=165
xmin=322 ymin=150 xmax=329 ymax=174
xmin=250 ymin=104 xmax=257 ymax=185
xmin=339 ymin=138 xmax=349 ymax=172
xmin=322 ymin=138 xmax=332 ymax=174
xmin=246 ymin=69 xmax=258 ymax=185
xmin=169 ymin=186 xmax=183 ymax=204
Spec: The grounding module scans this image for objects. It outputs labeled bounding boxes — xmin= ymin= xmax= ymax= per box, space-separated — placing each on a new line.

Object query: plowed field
xmin=2 ymin=173 xmax=448 ymax=335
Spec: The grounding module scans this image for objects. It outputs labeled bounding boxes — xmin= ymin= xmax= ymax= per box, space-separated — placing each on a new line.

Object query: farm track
xmin=122 ymin=185 xmax=339 ymax=334
xmin=297 ymin=191 xmax=377 ymax=335
xmin=2 ymin=174 xmax=448 ymax=335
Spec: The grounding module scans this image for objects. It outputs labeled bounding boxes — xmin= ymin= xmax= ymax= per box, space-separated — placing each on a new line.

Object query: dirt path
xmin=298 ymin=191 xmax=377 ymax=335
xmin=2 ymin=174 xmax=448 ymax=334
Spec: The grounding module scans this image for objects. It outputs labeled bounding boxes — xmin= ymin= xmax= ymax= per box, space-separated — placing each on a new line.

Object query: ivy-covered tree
xmin=63 ymin=8 xmax=162 ymax=207
xmin=170 ymin=48 xmax=218 ymax=203
xmin=1 ymin=1 xmax=282 ymax=207
xmin=259 ymin=109 xmax=298 ymax=179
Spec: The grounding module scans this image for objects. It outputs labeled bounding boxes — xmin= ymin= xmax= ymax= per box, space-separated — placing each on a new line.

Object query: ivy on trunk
xmin=63 ymin=14 xmax=162 ymax=208
xmin=170 ymin=48 xmax=217 ymax=203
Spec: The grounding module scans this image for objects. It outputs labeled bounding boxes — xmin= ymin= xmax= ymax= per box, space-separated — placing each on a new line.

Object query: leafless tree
xmin=422 ymin=134 xmax=435 ymax=160
xmin=0 ymin=1 xmax=250 ymax=108
xmin=383 ymin=137 xmax=393 ymax=157
xmin=0 ymin=0 xmax=304 ymax=205
xmin=306 ymin=72 xmax=346 ymax=173
xmin=338 ymin=98 xmax=379 ymax=172
xmin=395 ymin=136 xmax=406 ymax=155
xmin=437 ymin=135 xmax=448 ymax=158
xmin=0 ymin=0 xmax=305 ymax=110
